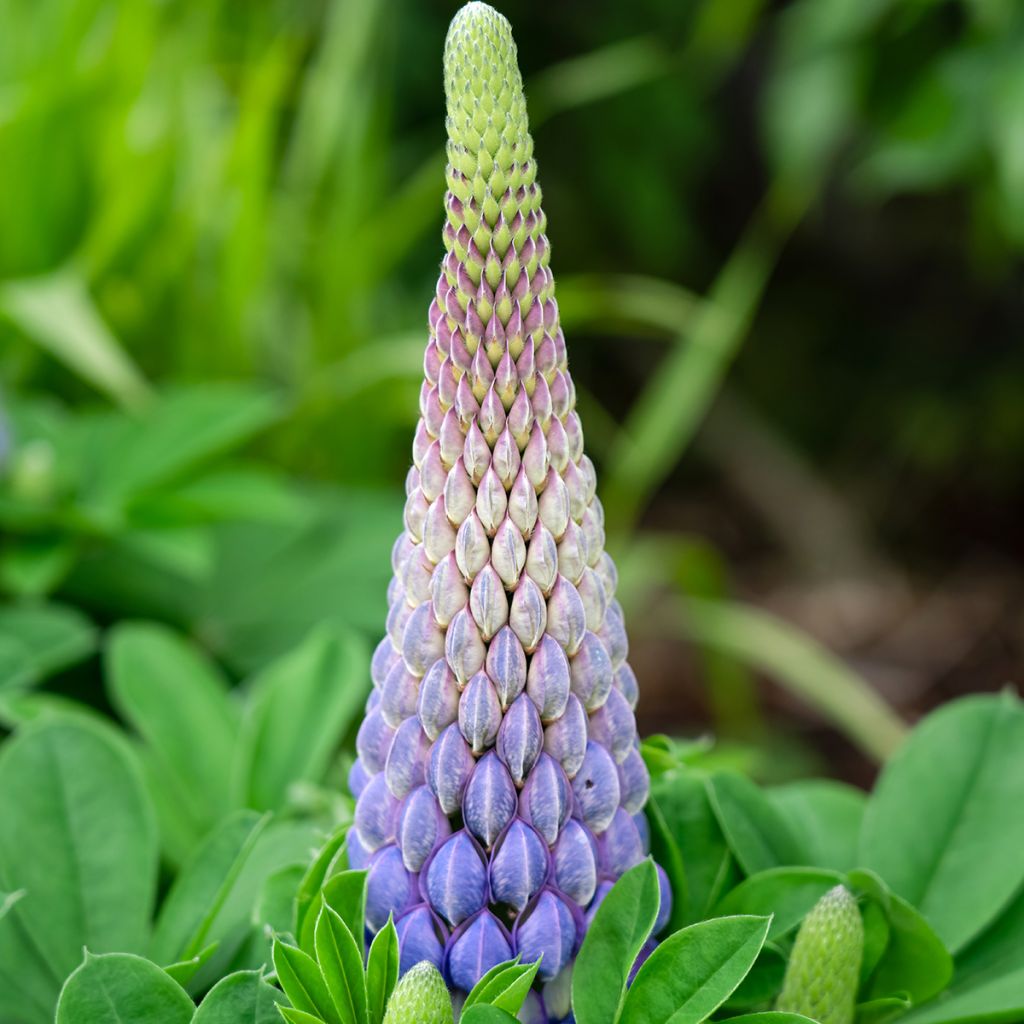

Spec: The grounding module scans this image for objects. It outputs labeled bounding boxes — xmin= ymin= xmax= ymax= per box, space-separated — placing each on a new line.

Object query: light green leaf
xmin=365 ymin=917 xmax=399 ymax=1024
xmin=272 ymin=940 xmax=340 ymax=1024
xmin=294 ymin=827 xmax=349 ymax=947
xmin=770 ymin=779 xmax=866 ymax=872
xmin=714 ymin=867 xmax=844 ymax=940
xmin=193 ymin=969 xmax=286 ymax=1023
xmin=314 ymin=905 xmax=368 ymax=1024
xmin=55 ymin=952 xmax=193 ymax=1024
xmin=464 ymin=958 xmax=539 ymax=1015
xmin=0 ymin=601 xmax=96 ymax=691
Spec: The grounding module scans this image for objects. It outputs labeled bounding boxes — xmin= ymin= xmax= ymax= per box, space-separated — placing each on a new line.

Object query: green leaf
xmin=0 ymin=601 xmax=96 ymax=691
xmin=259 ymin=864 xmax=308 ymax=935
xmin=272 ymin=939 xmax=340 ymax=1024
xmin=650 ymin=770 xmax=737 ymax=923
xmin=725 ymin=943 xmax=787 ymax=1009
xmin=460 ymin=1008 xmax=520 ymax=1024
xmin=770 ymin=779 xmax=866 ymax=872
xmin=279 ymin=1010 xmax=327 ymax=1024
xmin=107 ymin=622 xmax=239 ymax=836
xmin=194 ymin=970 xmax=287 ymax=1023
xmin=234 ymin=625 xmax=369 ymax=812
xmin=55 ymin=952 xmax=193 ymax=1024
xmin=860 ymin=693 xmax=1024 ymax=952
xmin=365 ymin=917 xmax=399 ymax=1024
xmin=0 ymin=718 xmax=157 ymax=986
xmin=314 ymin=905 xmax=368 ymax=1024
xmin=857 ymin=995 xmax=912 ymax=1024
xmin=620 ymin=915 xmax=772 ymax=1024
xmin=869 ymin=892 xmax=953 ymax=1005
xmin=151 ymin=810 xmax=269 ymax=965
xmin=303 ymin=870 xmax=368 ymax=959
xmin=572 ymin=859 xmax=660 ymax=1024
xmin=645 ymin=789 xmax=690 ymax=932
xmin=714 ymin=867 xmax=844 ymax=940
xmin=163 ymin=941 xmax=218 ymax=987
xmin=295 ymin=827 xmax=350 ymax=946
xmin=464 ymin=958 xmax=540 ymax=1014
xmin=722 ymin=1015 xmax=818 ymax=1024
xmin=706 ymin=771 xmax=802 ymax=875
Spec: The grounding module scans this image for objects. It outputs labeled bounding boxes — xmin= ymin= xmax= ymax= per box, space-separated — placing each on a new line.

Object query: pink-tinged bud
xmin=444 ymin=459 xmax=476 ymax=526
xmin=546 ymin=416 xmax=569 ymax=474
xmin=543 ymin=693 xmax=587 ymax=780
xmin=459 ymin=672 xmax=502 ymax=753
xmin=509 ymin=575 xmax=547 ymax=651
xmin=356 ymin=773 xmax=401 ymax=852
xmin=428 ymin=724 xmax=475 ymax=815
xmin=490 ymin=819 xmax=549 ymax=911
xmin=614 ymin=662 xmax=639 ymax=709
xmin=392 ymin=533 xmax=415 ymax=577
xmin=418 ymin=659 xmax=461 ymax=740
xmin=577 ymin=567 xmax=608 ymax=632
xmin=403 ymin=601 xmax=446 ymax=677
xmin=387 ymin=599 xmax=412 ymax=653
xmin=519 ymin=992 xmax=546 ymax=1024
xmin=553 ymin=819 xmax=598 ymax=907
xmin=492 ymin=427 xmax=521 ymax=488
xmin=405 ymin=490 xmax=429 ymax=542
xmin=464 ymin=751 xmax=517 ymax=848
xmin=522 ymin=424 xmax=549 ymax=487
xmin=399 ymin=785 xmax=452 ymax=872
xmin=421 ymin=441 xmax=447 ymax=502
xmin=462 ymin=421 xmax=490 ymax=484
xmin=491 ymin=517 xmax=526 ymax=588
xmin=562 ymin=459 xmax=587 ymax=522
xmin=486 ymin=625 xmax=527 ymax=708
xmin=357 ymin=707 xmax=396 ymax=773
xmin=597 ymin=808 xmax=645 ymax=879
xmin=546 ymin=576 xmax=586 ymax=656
xmin=496 ymin=693 xmax=543 ymax=785
xmin=525 ymin=523 xmax=558 ymax=594
xmin=382 ymin=660 xmax=421 ymax=727
xmin=430 ymin=553 xmax=468 ymax=628
xmin=519 ymin=753 xmax=572 ymax=845
xmin=569 ymin=630 xmax=613 ymax=711
xmin=367 ymin=845 xmax=416 ymax=932
xmin=588 ymin=686 xmax=636 ymax=763
xmin=396 ymin=905 xmax=447 ymax=975
xmin=507 ymin=467 xmax=539 ymax=536
xmin=526 ymin=634 xmax=570 ymax=722
xmin=617 ymin=747 xmax=650 ymax=815
xmin=469 ymin=564 xmax=509 ymax=640
xmin=424 ymin=496 xmax=458 ymax=563
xmin=444 ymin=911 xmax=513 ymax=992
xmin=514 ymin=890 xmax=577 ymax=981
xmin=386 ymin=716 xmax=432 ymax=798
xmin=455 ymin=512 xmax=490 ymax=581
xmin=573 ymin=741 xmax=620 ymax=833
xmin=402 ymin=546 xmax=435 ymax=606
xmin=424 ymin=831 xmax=489 ymax=926
xmin=556 ymin=520 xmax=588 ymax=585
xmin=475 ymin=465 xmax=508 ymax=535
xmin=445 ymin=607 xmax=486 ymax=685
xmin=538 ymin=469 xmax=570 ymax=539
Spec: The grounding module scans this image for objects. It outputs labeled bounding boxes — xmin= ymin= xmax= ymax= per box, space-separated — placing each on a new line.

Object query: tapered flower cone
xmin=348 ymin=4 xmax=667 ymax=1018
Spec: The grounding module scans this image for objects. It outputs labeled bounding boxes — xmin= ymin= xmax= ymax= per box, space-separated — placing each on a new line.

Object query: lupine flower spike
xmin=776 ymin=885 xmax=864 ymax=1024
xmin=348 ymin=3 xmax=669 ymax=1018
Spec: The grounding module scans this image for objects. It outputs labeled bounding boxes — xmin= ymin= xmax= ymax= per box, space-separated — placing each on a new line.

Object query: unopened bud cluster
xmin=347 ymin=5 xmax=668 ymax=1019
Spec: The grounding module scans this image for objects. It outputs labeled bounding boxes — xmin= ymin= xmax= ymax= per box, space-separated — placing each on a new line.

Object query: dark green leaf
xmin=55 ymin=952 xmax=193 ymax=1024
xmin=365 ymin=917 xmax=399 ymax=1024
xmin=706 ymin=771 xmax=802 ymax=876
xmin=857 ymin=995 xmax=912 ymax=1024
xmin=869 ymin=893 xmax=953 ymax=1005
xmin=714 ymin=867 xmax=844 ymax=940
xmin=770 ymin=779 xmax=866 ymax=872
xmin=572 ymin=860 xmax=660 ymax=1024
xmin=620 ymin=915 xmax=772 ymax=1024
xmin=272 ymin=939 xmax=340 ymax=1024
xmin=314 ymin=905 xmax=368 ymax=1024
xmin=194 ymin=969 xmax=286 ymax=1022
xmin=861 ymin=693 xmax=1024 ymax=953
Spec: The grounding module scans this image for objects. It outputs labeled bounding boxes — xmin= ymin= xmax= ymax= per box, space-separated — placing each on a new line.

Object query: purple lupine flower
xmin=349 ymin=2 xmax=667 ymax=1014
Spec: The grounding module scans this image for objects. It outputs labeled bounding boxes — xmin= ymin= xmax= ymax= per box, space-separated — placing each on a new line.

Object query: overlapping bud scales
xmin=348 ymin=5 xmax=667 ymax=1020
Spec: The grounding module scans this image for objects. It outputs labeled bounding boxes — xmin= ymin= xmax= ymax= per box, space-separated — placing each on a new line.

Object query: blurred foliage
xmin=1 ymin=0 xmax=1022 ymax=765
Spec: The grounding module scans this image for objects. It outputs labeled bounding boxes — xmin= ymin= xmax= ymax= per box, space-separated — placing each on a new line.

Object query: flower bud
xmin=546 ymin=576 xmax=586 ymax=656
xmin=463 ymin=751 xmax=517 ymax=848
xmin=597 ymin=808 xmax=645 ymax=879
xmin=367 ymin=844 xmax=416 ymax=932
xmin=489 ymin=819 xmax=549 ymax=911
xmin=396 ymin=905 xmax=447 ymax=975
xmin=355 ymin=772 xmax=401 ymax=851
xmin=525 ymin=523 xmax=558 ymax=594
xmin=418 ymin=659 xmax=460 ymax=741
xmin=655 ymin=863 xmax=672 ymax=934
xmin=348 ymin=758 xmax=371 ymax=799
xmin=572 ymin=741 xmax=620 ymax=833
xmin=430 ymin=552 xmax=468 ymax=628
xmin=568 ymin=630 xmax=613 ymax=711
xmin=526 ymin=633 xmax=571 ymax=722
xmin=459 ymin=672 xmax=502 ymax=753
xmin=357 ymin=706 xmax=396 ymax=774
xmin=587 ymin=686 xmax=636 ymax=762
xmin=485 ymin=625 xmax=527 ymax=708
xmin=469 ymin=564 xmax=509 ymax=640
xmin=383 ymin=961 xmax=453 ymax=1024
xmin=382 ymin=660 xmax=420 ymax=728
xmin=403 ymin=601 xmax=446 ymax=677
xmin=428 ymin=724 xmax=475 ymax=815
xmin=386 ymin=716 xmax=432 ymax=798
xmin=444 ymin=911 xmax=513 ymax=993
xmin=424 ymin=831 xmax=489 ymax=926
xmin=399 ymin=785 xmax=452 ymax=872
xmin=617 ymin=747 xmax=650 ymax=815
xmin=496 ymin=693 xmax=542 ymax=785
xmin=445 ymin=607 xmax=486 ymax=685
xmin=514 ymin=890 xmax=577 ymax=981
xmin=614 ymin=662 xmax=639 ymax=709
xmin=509 ymin=575 xmax=547 ymax=651
xmin=542 ymin=693 xmax=587 ymax=779
xmin=552 ymin=819 xmax=598 ymax=907
xmin=519 ymin=753 xmax=572 ymax=846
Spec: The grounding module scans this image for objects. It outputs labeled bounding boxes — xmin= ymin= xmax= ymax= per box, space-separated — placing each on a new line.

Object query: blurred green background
xmin=2 ymin=0 xmax=1022 ymax=785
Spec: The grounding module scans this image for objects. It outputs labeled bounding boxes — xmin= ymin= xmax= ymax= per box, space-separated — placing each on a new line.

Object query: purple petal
xmin=514 ymin=890 xmax=577 ymax=981
xmin=381 ymin=660 xmax=420 ymax=728
xmin=459 ymin=672 xmax=502 ymax=753
xmin=398 ymin=785 xmax=451 ymax=873
xmin=444 ymin=910 xmax=514 ymax=992
xmin=496 ymin=693 xmax=543 ymax=785
xmin=445 ymin=606 xmax=486 ymax=685
xmin=489 ymin=819 xmax=549 ymax=912
xmin=596 ymin=601 xmax=628 ymax=669
xmin=395 ymin=904 xmax=447 ymax=975
xmin=463 ymin=752 xmax=517 ymax=848
xmin=428 ymin=723 xmax=475 ymax=815
xmin=519 ymin=753 xmax=572 ymax=846
xmin=356 ymin=707 xmax=396 ymax=774
xmin=597 ymin=807 xmax=645 ymax=879
xmin=634 ymin=810 xmax=651 ymax=854
xmin=402 ymin=601 xmax=446 ymax=676
xmin=628 ymin=939 xmax=657 ymax=985
xmin=655 ymin=863 xmax=672 ymax=934
xmin=568 ymin=631 xmax=613 ymax=711
xmin=572 ymin=741 xmax=620 ymax=833
xmin=542 ymin=693 xmax=587 ymax=779
xmin=518 ymin=991 xmax=548 ymax=1024
xmin=355 ymin=772 xmax=400 ymax=851
xmin=417 ymin=659 xmax=460 ymax=741
xmin=614 ymin=663 xmax=639 ymax=710
xmin=509 ymin=576 xmax=547 ymax=653
xmin=366 ymin=844 xmax=416 ymax=932
xmin=546 ymin=576 xmax=586 ymax=656
xmin=385 ymin=716 xmax=431 ymax=798
xmin=424 ymin=830 xmax=489 ymax=926
xmin=617 ymin=747 xmax=650 ymax=815
xmin=526 ymin=634 xmax=570 ymax=722
xmin=348 ymin=758 xmax=371 ymax=799
xmin=587 ymin=686 xmax=636 ymax=763
xmin=430 ymin=551 xmax=469 ymax=628
xmin=552 ymin=819 xmax=598 ymax=907
xmin=372 ymin=636 xmax=399 ymax=689
xmin=585 ymin=880 xmax=614 ymax=926
xmin=486 ymin=626 xmax=527 ymax=708
xmin=347 ymin=828 xmax=373 ymax=871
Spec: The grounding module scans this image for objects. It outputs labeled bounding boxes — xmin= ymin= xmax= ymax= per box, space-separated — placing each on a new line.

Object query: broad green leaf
xmin=55 ymin=952 xmax=193 ymax=1024
xmin=860 ymin=693 xmax=1024 ymax=952
xmin=620 ymin=915 xmax=772 ymax=1024
xmin=272 ymin=939 xmax=340 ymax=1024
xmin=650 ymin=770 xmax=737 ymax=923
xmin=869 ymin=893 xmax=953 ymax=1005
xmin=0 ymin=601 xmax=96 ymax=690
xmin=258 ymin=864 xmax=308 ymax=935
xmin=151 ymin=810 xmax=268 ymax=965
xmin=724 ymin=943 xmax=787 ymax=1009
xmin=713 ymin=867 xmax=843 ymax=940
xmin=163 ymin=941 xmax=218 ymax=986
xmin=0 ymin=718 xmax=157 ymax=985
xmin=193 ymin=970 xmax=286 ymax=1023
xmin=770 ymin=779 xmax=866 ymax=871
xmin=279 ymin=1010 xmax=327 ymax=1024
xmin=365 ymin=917 xmax=399 ymax=1024
xmin=857 ymin=995 xmax=912 ymax=1024
xmin=295 ymin=827 xmax=350 ymax=943
xmin=107 ymin=622 xmax=239 ymax=834
xmin=234 ymin=625 xmax=369 ymax=812
xmin=645 ymin=789 xmax=690 ymax=932
xmin=706 ymin=771 xmax=802 ymax=875
xmin=461 ymin=1008 xmax=520 ymax=1024
xmin=0 ymin=888 xmax=60 ymax=1024
xmin=572 ymin=859 xmax=660 ymax=1024
xmin=463 ymin=958 xmax=539 ymax=1014
xmin=314 ymin=905 xmax=368 ymax=1024
xmin=723 ymin=1015 xmax=817 ymax=1024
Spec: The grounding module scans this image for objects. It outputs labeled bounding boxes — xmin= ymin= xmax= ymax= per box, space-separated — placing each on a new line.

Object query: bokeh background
xmin=2 ymin=0 xmax=1023 ymax=786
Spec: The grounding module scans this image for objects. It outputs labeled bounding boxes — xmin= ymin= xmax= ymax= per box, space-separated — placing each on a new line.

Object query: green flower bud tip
xmin=383 ymin=960 xmax=454 ymax=1024
xmin=776 ymin=885 xmax=864 ymax=1024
